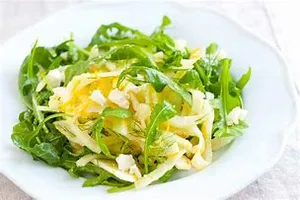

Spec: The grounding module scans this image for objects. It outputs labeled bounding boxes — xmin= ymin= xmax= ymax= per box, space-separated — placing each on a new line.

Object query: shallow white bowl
xmin=0 ymin=2 xmax=298 ymax=200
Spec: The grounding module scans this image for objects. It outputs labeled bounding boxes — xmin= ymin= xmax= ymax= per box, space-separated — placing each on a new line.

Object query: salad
xmin=12 ymin=16 xmax=251 ymax=192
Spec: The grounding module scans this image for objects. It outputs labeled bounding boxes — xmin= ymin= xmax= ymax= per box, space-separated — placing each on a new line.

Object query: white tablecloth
xmin=0 ymin=1 xmax=299 ymax=199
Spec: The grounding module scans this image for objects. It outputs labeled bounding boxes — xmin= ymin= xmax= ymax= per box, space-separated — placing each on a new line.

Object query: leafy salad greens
xmin=12 ymin=16 xmax=251 ymax=192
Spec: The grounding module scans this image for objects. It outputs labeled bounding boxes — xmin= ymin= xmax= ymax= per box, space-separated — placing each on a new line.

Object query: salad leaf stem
xmin=236 ymin=67 xmax=252 ymax=90
xmin=220 ymin=59 xmax=230 ymax=135
xmin=92 ymin=108 xmax=133 ymax=158
xmin=144 ymin=101 xmax=176 ymax=174
xmin=107 ymin=184 xmax=135 ymax=193
xmin=27 ymin=39 xmax=38 ymax=79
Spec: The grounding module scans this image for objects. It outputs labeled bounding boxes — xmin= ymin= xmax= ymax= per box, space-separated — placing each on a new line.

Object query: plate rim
xmin=1 ymin=1 xmax=299 ymax=199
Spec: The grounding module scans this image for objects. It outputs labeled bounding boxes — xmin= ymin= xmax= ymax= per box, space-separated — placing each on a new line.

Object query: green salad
xmin=12 ymin=16 xmax=251 ymax=192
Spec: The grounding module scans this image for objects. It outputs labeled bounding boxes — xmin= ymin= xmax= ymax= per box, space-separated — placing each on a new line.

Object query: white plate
xmin=0 ymin=2 xmax=298 ymax=200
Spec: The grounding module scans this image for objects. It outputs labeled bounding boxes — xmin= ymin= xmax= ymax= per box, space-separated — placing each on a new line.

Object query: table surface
xmin=1 ymin=1 xmax=299 ymax=200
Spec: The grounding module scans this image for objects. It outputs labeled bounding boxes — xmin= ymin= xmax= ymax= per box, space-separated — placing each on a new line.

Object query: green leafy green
xmin=151 ymin=15 xmax=174 ymax=53
xmin=48 ymin=56 xmax=63 ymax=70
xmin=33 ymin=47 xmax=55 ymax=69
xmin=219 ymin=59 xmax=230 ymax=135
xmin=212 ymin=59 xmax=248 ymax=138
xmin=64 ymin=45 xmax=157 ymax=85
xmin=31 ymin=143 xmax=61 ymax=166
xmin=107 ymin=184 xmax=135 ymax=193
xmin=160 ymin=16 xmax=171 ymax=28
xmin=36 ymin=90 xmax=53 ymax=105
xmin=106 ymin=45 xmax=156 ymax=67
xmin=179 ymin=69 xmax=204 ymax=91
xmin=158 ymin=168 xmax=176 ymax=183
xmin=102 ymin=180 xmax=132 ymax=187
xmin=151 ymin=16 xmax=188 ymax=67
xmin=228 ymin=121 xmax=249 ymax=137
xmin=144 ymin=101 xmax=177 ymax=174
xmin=11 ymin=116 xmax=35 ymax=151
xmin=18 ymin=39 xmax=86 ymax=108
xmin=118 ymin=66 xmax=192 ymax=105
xmin=206 ymin=43 xmax=218 ymax=55
xmin=82 ymin=171 xmax=111 ymax=187
xmin=18 ymin=41 xmax=39 ymax=109
xmin=60 ymin=159 xmax=131 ymax=188
xmin=236 ymin=67 xmax=252 ymax=90
xmin=92 ymin=108 xmax=132 ymax=158
xmin=220 ymin=59 xmax=243 ymax=112
xmin=11 ymin=113 xmax=66 ymax=154
xmin=32 ymin=93 xmax=46 ymax=126
xmin=102 ymin=107 xmax=133 ymax=118
xmin=64 ymin=60 xmax=90 ymax=85
xmin=88 ymin=22 xmax=148 ymax=48
xmin=94 ymin=119 xmax=114 ymax=159
xmin=55 ymin=39 xmax=89 ymax=64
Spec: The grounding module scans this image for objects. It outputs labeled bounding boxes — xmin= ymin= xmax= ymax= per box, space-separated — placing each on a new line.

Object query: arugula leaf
xmin=33 ymin=47 xmax=54 ymax=69
xmin=55 ymin=39 xmax=89 ymax=64
xmin=192 ymin=43 xmax=222 ymax=96
xmin=228 ymin=121 xmax=249 ymax=137
xmin=118 ymin=66 xmax=192 ymax=105
xmin=88 ymin=23 xmax=148 ymax=48
xmin=32 ymin=93 xmax=46 ymax=126
xmin=96 ymin=38 xmax=154 ymax=49
xmin=102 ymin=107 xmax=133 ymax=118
xmin=18 ymin=42 xmax=38 ymax=109
xmin=36 ymin=90 xmax=53 ymax=105
xmin=151 ymin=18 xmax=178 ymax=54
xmin=179 ymin=69 xmax=204 ymax=91
xmin=19 ymin=109 xmax=35 ymax=123
xmin=61 ymin=159 xmax=131 ymax=189
xmin=31 ymin=143 xmax=61 ymax=166
xmin=42 ymin=123 xmax=67 ymax=153
xmin=92 ymin=108 xmax=132 ymax=158
xmin=64 ymin=45 xmax=156 ymax=85
xmin=11 ymin=113 xmax=65 ymax=153
xmin=106 ymin=45 xmax=156 ymax=67
xmin=144 ymin=101 xmax=177 ymax=173
xmin=219 ymin=59 xmax=230 ymax=135
xmin=55 ymin=39 xmax=73 ymax=54
xmin=213 ymin=118 xmax=249 ymax=138
xmin=102 ymin=180 xmax=132 ymax=187
xmin=107 ymin=184 xmax=135 ymax=193
xmin=18 ymin=41 xmax=66 ymax=108
xmin=236 ymin=67 xmax=251 ymax=90
xmin=89 ymin=16 xmax=173 ymax=58
xmin=194 ymin=60 xmax=209 ymax=85
xmin=64 ymin=60 xmax=90 ymax=85
xmin=161 ymin=15 xmax=171 ymax=28
xmin=157 ymin=168 xmax=176 ymax=183
xmin=83 ymin=176 xmax=104 ymax=187
xmin=213 ymin=59 xmax=245 ymax=138
xmin=82 ymin=173 xmax=111 ymax=187
xmin=206 ymin=43 xmax=218 ymax=55
xmin=12 ymin=110 xmax=36 ymax=150
xmin=27 ymin=40 xmax=39 ymax=79
xmin=48 ymin=56 xmax=63 ymax=70
xmin=11 ymin=118 xmax=35 ymax=151
xmin=150 ymin=15 xmax=190 ymax=68
xmin=90 ymin=16 xmax=184 ymax=70
xmin=94 ymin=118 xmax=114 ymax=158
